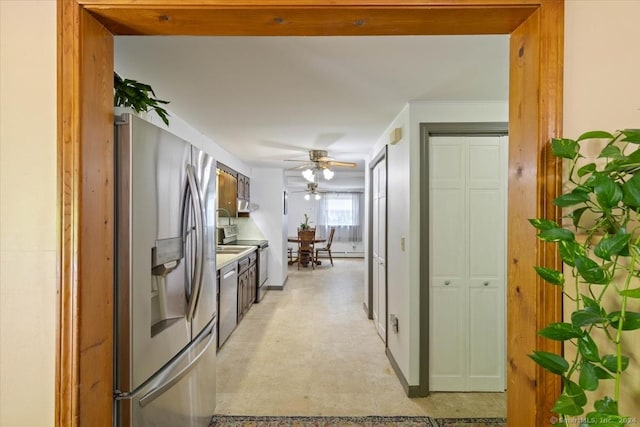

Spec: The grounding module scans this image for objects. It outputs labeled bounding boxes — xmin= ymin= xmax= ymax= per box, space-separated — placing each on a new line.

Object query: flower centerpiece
xmin=299 ymin=213 xmax=312 ymax=230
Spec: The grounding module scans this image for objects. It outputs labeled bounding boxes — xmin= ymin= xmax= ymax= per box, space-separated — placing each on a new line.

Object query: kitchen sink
xmin=216 ymin=246 xmax=254 ymax=254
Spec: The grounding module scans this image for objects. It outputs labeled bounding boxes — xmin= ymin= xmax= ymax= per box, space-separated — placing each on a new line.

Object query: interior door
xmin=429 ymin=135 xmax=507 ymax=392
xmin=372 ymin=159 xmax=387 ymax=341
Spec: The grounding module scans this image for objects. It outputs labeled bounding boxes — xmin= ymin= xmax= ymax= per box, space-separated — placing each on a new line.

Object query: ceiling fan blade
xmin=327 ymin=160 xmax=357 ymax=168
xmin=283 ymin=159 xmax=310 ymax=162
xmin=287 ymin=163 xmax=313 ymax=171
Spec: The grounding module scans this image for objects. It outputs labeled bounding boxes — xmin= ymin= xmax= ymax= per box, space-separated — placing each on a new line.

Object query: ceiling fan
xmin=291 ymin=182 xmax=324 ymax=200
xmin=285 ymin=150 xmax=357 ymax=182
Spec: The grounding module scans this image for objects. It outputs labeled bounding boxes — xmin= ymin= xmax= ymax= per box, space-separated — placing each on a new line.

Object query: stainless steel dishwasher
xmin=218 ymin=261 xmax=238 ymax=348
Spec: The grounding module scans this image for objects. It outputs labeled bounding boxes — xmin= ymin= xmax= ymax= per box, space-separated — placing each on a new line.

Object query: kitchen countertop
xmin=216 ymin=246 xmax=257 ymax=270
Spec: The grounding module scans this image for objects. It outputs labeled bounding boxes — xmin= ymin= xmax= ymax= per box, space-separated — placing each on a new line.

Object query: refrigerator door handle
xmin=183 ymin=164 xmax=205 ymax=322
xmin=138 ymin=318 xmax=216 ymax=408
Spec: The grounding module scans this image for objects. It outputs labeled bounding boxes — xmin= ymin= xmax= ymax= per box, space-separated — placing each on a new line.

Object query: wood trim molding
xmin=507 ymin=1 xmax=563 ymax=425
xmin=535 ymin=1 xmax=564 ymax=424
xmin=80 ymin=5 xmax=539 ymax=36
xmin=57 ymin=2 xmax=563 ymax=426
xmin=58 ymin=2 xmax=81 ymax=425
xmin=58 ymin=1 xmax=115 ymax=425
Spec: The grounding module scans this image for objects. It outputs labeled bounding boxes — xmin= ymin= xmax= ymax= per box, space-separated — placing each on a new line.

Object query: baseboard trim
xmin=267 ymin=276 xmax=287 ymax=291
xmin=385 ymin=348 xmax=428 ymax=398
xmin=362 ymin=302 xmax=368 ymax=317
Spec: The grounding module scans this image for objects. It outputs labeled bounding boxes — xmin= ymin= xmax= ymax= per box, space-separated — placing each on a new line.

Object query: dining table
xmin=288 ymin=236 xmax=326 ymax=267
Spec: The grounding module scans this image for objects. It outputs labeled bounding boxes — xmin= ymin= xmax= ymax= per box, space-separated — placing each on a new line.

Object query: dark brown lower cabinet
xmin=237 ymin=251 xmax=258 ymax=323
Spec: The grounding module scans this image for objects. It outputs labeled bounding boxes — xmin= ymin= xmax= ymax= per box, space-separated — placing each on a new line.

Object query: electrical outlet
xmin=390 ymin=314 xmax=399 ymax=333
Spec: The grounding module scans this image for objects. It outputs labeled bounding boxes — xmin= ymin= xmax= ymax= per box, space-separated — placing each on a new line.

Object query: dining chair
xmin=315 ymin=227 xmax=336 ymax=266
xmin=297 ymin=229 xmax=316 ymax=270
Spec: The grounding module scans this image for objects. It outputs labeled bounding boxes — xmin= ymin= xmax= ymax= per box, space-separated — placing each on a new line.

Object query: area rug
xmin=209 ymin=415 xmax=506 ymax=427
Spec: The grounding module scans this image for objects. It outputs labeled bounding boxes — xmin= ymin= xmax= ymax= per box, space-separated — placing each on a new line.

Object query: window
xmin=326 ymin=197 xmax=356 ymax=226
xmin=317 ymin=192 xmax=363 ymax=242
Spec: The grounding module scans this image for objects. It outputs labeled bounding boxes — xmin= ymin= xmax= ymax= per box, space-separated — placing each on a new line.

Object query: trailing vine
xmin=530 ymin=130 xmax=640 ymax=426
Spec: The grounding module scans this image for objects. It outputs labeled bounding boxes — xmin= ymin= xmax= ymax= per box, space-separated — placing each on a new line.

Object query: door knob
xmin=444 ymin=280 xmax=451 ymax=286
xmin=484 ymin=281 xmax=490 ymax=286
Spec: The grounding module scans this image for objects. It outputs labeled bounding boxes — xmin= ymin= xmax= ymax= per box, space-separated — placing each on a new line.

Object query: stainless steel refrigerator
xmin=114 ymin=113 xmax=217 ymax=427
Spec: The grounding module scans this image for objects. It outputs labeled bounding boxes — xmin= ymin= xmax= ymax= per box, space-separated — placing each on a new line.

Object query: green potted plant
xmin=530 ymin=130 xmax=640 ymax=426
xmin=114 ymin=72 xmax=170 ymax=125
xmin=299 ymin=213 xmax=312 ymax=230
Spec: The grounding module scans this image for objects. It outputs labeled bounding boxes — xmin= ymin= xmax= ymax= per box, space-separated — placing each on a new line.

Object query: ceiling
xmin=114 ymin=35 xmax=509 ymax=190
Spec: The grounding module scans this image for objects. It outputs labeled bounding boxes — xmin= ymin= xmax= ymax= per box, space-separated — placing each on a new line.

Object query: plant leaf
xmin=608 ymin=311 xmax=640 ymax=331
xmin=554 ymin=190 xmax=591 ymax=207
xmin=579 ymin=361 xmax=599 ymax=391
xmin=565 ymin=379 xmax=588 ymax=407
xmin=594 ymin=233 xmax=631 ymax=261
xmin=538 ymin=322 xmax=583 ymax=341
xmin=593 ymin=174 xmax=623 ymax=208
xmin=574 ymin=255 xmax=610 ymax=284
xmin=552 ymin=394 xmax=584 ymax=416
xmin=577 ymin=131 xmax=615 ymax=142
xmin=534 ymin=267 xmax=564 ymax=286
xmin=601 ymin=354 xmax=629 ymax=373
xmin=572 ymin=308 xmax=606 ymax=327
xmin=622 ymin=174 xmax=640 ymax=207
xmin=581 ymin=294 xmax=600 ymax=310
xmin=594 ymin=397 xmax=619 ymax=415
xmin=621 ymin=129 xmax=640 ymax=143
xmin=559 ymin=240 xmax=586 ymax=267
xmin=577 ymin=163 xmax=597 ymax=177
xmin=539 ymin=228 xmax=576 ymax=242
xmin=114 ymin=72 xmax=171 ymax=126
xmin=598 ymin=145 xmax=623 ymax=159
xmin=619 ymin=287 xmax=640 ymax=298
xmin=577 ymin=334 xmax=600 ymax=362
xmin=593 ymin=366 xmax=615 ymax=380
xmin=552 ymin=138 xmax=580 ymax=159
xmin=529 ymin=218 xmax=559 ymax=231
xmin=529 ymin=351 xmax=569 ymax=375
xmin=570 ymin=207 xmax=589 ymax=229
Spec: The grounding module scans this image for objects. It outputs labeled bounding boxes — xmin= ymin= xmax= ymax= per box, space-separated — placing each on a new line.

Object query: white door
xmin=429 ymin=136 xmax=507 ymax=392
xmin=372 ymin=159 xmax=387 ymax=341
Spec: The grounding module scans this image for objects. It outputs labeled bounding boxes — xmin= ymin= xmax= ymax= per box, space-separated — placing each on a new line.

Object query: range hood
xmin=237 ymin=199 xmax=259 ymax=213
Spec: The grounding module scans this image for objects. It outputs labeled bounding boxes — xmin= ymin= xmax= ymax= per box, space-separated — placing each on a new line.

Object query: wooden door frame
xmin=58 ymin=1 xmax=563 ymax=426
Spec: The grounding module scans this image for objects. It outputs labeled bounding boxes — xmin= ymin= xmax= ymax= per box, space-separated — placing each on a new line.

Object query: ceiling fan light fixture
xmin=314 ymin=193 xmax=321 ymax=200
xmin=322 ymin=168 xmax=334 ymax=180
xmin=304 ymin=193 xmax=311 ymax=201
xmin=302 ymin=168 xmax=315 ymax=182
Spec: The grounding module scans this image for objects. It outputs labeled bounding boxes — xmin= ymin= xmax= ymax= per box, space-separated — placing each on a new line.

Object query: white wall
xmin=367 ymin=101 xmax=508 ymax=385
xmin=133 ymin=107 xmax=251 ymax=177
xmin=564 ymin=0 xmax=640 ymax=417
xmin=287 ymin=190 xmax=318 ymax=236
xmin=366 ymin=104 xmax=411 ymax=378
xmin=0 ymin=2 xmax=57 ymax=425
xmin=250 ymin=168 xmax=289 ymax=286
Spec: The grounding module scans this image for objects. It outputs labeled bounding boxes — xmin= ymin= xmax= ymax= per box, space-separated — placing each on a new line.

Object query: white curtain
xmin=316 ymin=192 xmax=363 ymax=242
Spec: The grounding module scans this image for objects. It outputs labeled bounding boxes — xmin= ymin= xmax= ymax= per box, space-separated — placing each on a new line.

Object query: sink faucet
xmin=216 ymin=208 xmax=233 ymax=225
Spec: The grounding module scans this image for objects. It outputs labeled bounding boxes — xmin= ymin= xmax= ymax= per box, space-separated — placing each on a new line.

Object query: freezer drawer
xmin=115 ymin=317 xmax=217 ymax=427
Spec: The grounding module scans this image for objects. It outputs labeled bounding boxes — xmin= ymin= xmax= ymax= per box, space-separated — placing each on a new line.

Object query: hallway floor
xmin=215 ymin=258 xmax=505 ymax=417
